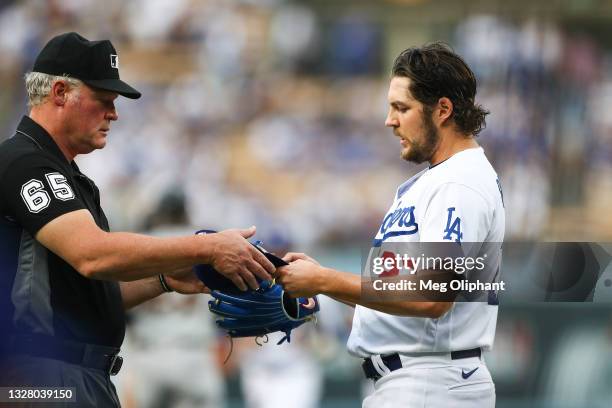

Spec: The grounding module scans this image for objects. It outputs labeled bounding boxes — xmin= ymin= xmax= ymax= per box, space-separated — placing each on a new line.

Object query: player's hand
xmin=282 ymin=252 xmax=320 ymax=265
xmin=164 ymin=266 xmax=210 ymax=295
xmin=277 ymin=259 xmax=324 ymax=298
xmin=208 ymin=226 xmax=275 ymax=291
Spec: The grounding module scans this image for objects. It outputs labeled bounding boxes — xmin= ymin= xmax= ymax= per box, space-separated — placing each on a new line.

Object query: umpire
xmin=0 ymin=32 xmax=275 ymax=406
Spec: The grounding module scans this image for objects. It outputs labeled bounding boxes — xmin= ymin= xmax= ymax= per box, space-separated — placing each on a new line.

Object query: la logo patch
xmin=443 ymin=207 xmax=463 ymax=243
xmin=110 ymin=54 xmax=119 ymax=69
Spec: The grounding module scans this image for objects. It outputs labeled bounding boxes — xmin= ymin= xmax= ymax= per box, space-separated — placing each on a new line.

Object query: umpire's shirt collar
xmin=16 ymin=115 xmax=74 ymax=166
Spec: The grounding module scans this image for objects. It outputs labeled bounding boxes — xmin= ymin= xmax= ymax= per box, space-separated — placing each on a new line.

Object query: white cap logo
xmin=110 ymin=54 xmax=119 ymax=69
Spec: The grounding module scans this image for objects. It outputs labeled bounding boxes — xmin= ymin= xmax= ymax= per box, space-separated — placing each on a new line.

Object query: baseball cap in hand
xmin=32 ymin=32 xmax=141 ymax=99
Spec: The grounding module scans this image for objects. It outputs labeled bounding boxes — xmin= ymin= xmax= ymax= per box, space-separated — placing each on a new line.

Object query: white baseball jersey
xmin=347 ymin=147 xmax=505 ymax=357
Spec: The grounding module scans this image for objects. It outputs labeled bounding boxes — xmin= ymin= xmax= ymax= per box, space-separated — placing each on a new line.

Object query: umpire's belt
xmin=362 ymin=348 xmax=481 ymax=381
xmin=8 ymin=334 xmax=123 ymax=376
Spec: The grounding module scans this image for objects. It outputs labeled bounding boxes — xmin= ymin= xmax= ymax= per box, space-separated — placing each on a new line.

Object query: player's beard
xmin=401 ymin=107 xmax=440 ymax=164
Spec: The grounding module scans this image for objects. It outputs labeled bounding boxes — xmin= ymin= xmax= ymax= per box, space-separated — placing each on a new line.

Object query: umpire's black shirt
xmin=0 ymin=116 xmax=125 ymax=353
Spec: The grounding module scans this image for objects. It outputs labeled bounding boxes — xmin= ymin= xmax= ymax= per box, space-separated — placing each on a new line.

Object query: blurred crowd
xmin=1 ymin=1 xmax=612 ymax=407
xmin=2 ymin=0 xmax=611 ymax=246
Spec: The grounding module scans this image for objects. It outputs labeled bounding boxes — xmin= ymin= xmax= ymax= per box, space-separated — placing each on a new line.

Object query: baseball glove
xmin=193 ymin=230 xmax=319 ymax=345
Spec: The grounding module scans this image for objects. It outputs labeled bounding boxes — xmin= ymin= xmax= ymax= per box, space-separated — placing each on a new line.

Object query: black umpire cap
xmin=32 ymin=32 xmax=141 ymax=99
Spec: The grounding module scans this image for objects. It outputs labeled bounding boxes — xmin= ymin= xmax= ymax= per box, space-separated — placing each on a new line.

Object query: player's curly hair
xmin=392 ymin=42 xmax=489 ymax=137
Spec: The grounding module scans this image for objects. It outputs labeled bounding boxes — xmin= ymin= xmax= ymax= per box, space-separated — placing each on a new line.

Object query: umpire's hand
xmin=208 ymin=227 xmax=275 ymax=291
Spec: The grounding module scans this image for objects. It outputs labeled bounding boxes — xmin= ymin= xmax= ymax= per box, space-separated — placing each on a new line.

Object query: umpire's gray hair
xmin=24 ymin=72 xmax=83 ymax=108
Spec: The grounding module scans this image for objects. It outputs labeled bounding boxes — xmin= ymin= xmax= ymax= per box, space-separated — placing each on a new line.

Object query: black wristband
xmin=159 ymin=274 xmax=173 ymax=293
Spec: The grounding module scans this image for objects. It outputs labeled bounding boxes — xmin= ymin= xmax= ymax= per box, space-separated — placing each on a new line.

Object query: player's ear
xmin=435 ymin=97 xmax=454 ymax=125
xmin=50 ymin=80 xmax=70 ymax=106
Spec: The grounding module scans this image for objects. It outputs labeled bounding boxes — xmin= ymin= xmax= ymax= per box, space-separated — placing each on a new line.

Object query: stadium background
xmin=1 ymin=0 xmax=611 ymax=407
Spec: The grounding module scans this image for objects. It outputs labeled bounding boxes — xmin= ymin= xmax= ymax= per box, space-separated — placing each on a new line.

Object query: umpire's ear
xmin=50 ymin=80 xmax=72 ymax=106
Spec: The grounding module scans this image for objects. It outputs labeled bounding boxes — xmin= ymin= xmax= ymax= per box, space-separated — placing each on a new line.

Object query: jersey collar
xmin=428 ymin=147 xmax=483 ymax=170
xmin=16 ymin=115 xmax=72 ymax=164
xmin=428 ymin=157 xmax=449 ymax=170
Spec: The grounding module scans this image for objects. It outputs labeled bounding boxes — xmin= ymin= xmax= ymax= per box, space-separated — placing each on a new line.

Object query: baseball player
xmin=277 ymin=42 xmax=505 ymax=408
xmin=0 ymin=32 xmax=274 ymax=406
